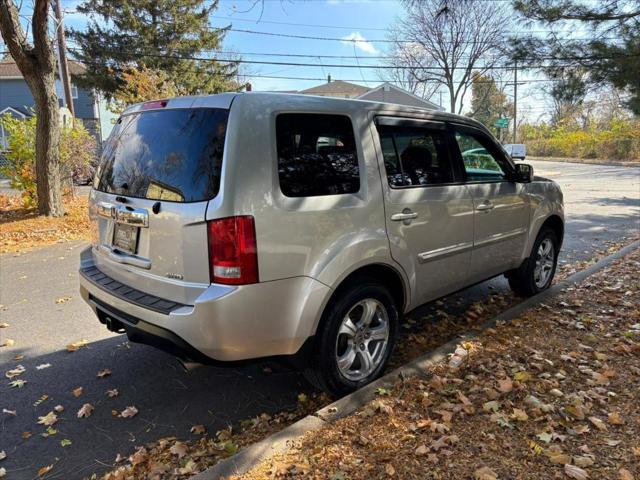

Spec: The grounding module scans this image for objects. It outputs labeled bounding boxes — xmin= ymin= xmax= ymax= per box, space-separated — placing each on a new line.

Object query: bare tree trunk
xmin=0 ymin=0 xmax=65 ymax=216
xmin=32 ymin=78 xmax=64 ymax=216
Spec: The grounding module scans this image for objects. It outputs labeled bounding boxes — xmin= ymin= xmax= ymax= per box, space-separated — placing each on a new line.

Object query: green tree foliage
xmin=68 ymin=0 xmax=238 ymax=97
xmin=467 ymin=74 xmax=512 ymax=137
xmin=0 ymin=114 xmax=96 ymax=207
xmin=512 ymin=0 xmax=640 ymax=115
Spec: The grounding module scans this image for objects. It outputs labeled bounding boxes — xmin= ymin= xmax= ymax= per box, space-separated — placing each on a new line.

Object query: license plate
xmin=113 ymin=223 xmax=139 ymax=254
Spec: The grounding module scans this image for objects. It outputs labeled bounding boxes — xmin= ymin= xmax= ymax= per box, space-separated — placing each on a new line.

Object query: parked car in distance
xmin=503 ymin=143 xmax=527 ymax=161
xmin=79 ymin=93 xmax=564 ymax=396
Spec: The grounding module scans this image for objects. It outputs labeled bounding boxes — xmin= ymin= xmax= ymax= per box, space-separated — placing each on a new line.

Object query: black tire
xmin=304 ymin=281 xmax=399 ymax=397
xmin=507 ymin=227 xmax=559 ymax=297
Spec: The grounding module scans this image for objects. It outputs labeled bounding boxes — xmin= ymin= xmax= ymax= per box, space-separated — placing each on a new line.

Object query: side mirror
xmin=514 ymin=163 xmax=534 ymax=183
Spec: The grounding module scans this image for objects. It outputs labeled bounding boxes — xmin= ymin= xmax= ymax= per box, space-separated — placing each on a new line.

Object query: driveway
xmin=1 ymin=160 xmax=638 ymax=479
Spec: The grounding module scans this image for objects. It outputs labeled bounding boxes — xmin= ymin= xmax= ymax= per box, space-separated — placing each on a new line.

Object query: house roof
xmin=299 ymin=80 xmax=370 ymax=97
xmin=0 ymin=59 xmax=86 ymax=78
xmin=357 ymin=82 xmax=444 ymax=111
xmin=0 ymin=106 xmax=32 ymax=117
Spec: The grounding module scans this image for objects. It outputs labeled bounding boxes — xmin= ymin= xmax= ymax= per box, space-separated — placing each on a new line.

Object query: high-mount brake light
xmin=141 ymin=100 xmax=168 ymax=110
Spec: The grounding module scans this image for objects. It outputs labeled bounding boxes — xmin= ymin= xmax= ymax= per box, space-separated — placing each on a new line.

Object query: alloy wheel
xmin=335 ymin=298 xmax=390 ymax=381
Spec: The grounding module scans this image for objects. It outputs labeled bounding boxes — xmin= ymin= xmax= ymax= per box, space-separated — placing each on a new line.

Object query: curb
xmin=193 ymin=239 xmax=640 ymax=480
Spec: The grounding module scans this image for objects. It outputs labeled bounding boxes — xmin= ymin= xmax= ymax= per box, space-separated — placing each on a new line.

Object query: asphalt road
xmin=1 ymin=160 xmax=638 ymax=480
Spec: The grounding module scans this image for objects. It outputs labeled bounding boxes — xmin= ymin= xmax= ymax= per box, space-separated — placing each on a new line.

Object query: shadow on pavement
xmin=0 ymin=336 xmax=308 ymax=480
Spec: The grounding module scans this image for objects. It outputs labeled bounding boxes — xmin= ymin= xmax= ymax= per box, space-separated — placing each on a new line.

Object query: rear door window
xmin=276 ymin=113 xmax=360 ymax=197
xmin=96 ymin=108 xmax=228 ymax=202
xmin=377 ymin=125 xmax=455 ymax=187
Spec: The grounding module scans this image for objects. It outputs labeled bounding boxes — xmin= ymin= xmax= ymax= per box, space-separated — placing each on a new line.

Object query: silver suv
xmin=80 ymin=93 xmax=564 ymax=395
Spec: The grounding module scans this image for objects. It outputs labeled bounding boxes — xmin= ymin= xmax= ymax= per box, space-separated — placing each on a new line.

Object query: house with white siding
xmin=298 ymin=77 xmax=444 ymax=111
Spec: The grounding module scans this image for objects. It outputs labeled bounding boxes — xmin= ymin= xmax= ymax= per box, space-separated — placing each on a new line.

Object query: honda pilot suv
xmin=80 ymin=93 xmax=564 ymax=395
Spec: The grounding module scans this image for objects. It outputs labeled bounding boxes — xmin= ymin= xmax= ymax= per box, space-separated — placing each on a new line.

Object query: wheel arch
xmin=311 ymin=262 xmax=409 ymax=336
xmin=540 ymin=214 xmax=564 ymax=248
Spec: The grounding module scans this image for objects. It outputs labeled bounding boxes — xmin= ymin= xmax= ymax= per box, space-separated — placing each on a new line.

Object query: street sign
xmin=494 ymin=117 xmax=509 ymax=129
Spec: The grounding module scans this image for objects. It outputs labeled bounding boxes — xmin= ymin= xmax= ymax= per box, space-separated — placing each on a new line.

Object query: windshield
xmin=95 ymin=108 xmax=228 ymax=202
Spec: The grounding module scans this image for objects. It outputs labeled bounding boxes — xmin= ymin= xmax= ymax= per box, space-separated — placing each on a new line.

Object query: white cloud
xmin=341 ymin=32 xmax=379 ymax=55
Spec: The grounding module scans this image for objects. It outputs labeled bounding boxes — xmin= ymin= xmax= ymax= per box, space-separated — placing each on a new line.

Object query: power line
xmin=208 ymin=14 xmax=609 ymax=35
xmin=60 ymin=10 xmax=622 ymax=45
xmin=68 ymin=58 xmax=588 ymax=84
xmin=65 ymin=46 xmax=640 ymax=69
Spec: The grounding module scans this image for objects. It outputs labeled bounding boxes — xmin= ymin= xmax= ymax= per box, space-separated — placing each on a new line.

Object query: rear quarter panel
xmin=214 ymin=94 xmax=395 ymax=291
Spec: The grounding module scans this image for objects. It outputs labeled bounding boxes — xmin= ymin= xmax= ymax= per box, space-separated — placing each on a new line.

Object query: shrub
xmin=519 ymin=117 xmax=640 ymax=161
xmin=0 ymin=113 xmax=97 ymax=208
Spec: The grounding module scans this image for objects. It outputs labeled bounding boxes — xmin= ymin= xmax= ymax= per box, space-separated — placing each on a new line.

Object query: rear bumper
xmin=79 ymin=247 xmax=331 ymax=362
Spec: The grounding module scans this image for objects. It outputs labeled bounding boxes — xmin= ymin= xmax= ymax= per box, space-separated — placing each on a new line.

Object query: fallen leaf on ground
xmin=60 ymin=439 xmax=72 ymax=447
xmin=0 ymin=323 xmax=9 ymax=328
xmin=35 ymin=363 xmax=51 ymax=370
xmin=66 ymin=339 xmax=88 ymax=352
xmin=588 ymin=416 xmax=608 ymax=431
xmin=608 ymin=412 xmax=625 ymax=425
xmin=537 ymin=432 xmax=553 ymax=443
xmin=72 ymin=387 xmax=83 ymax=397
xmin=618 ymin=468 xmax=634 ymax=480
xmin=37 ymin=464 xmax=53 ymax=477
xmin=37 ymin=411 xmax=57 ymax=426
xmin=385 ymin=463 xmax=395 ymax=476
xmin=565 ymin=464 xmax=589 ymax=479
xmin=96 ymin=369 xmax=111 ymax=378
xmin=497 ymin=378 xmax=513 ymax=393
xmin=120 ymin=406 xmax=138 ymax=418
xmin=483 ymin=401 xmax=500 ymax=412
xmin=512 ymin=408 xmax=529 ymax=422
xmin=55 ymin=297 xmax=71 ymax=304
xmin=170 ymin=442 xmax=188 ymax=458
xmin=9 ymin=379 xmax=26 ymax=388
xmin=21 ymin=432 xmax=31 ymax=439
xmin=5 ymin=365 xmax=25 ymax=378
xmin=415 ymin=444 xmax=428 ymax=456
xmin=1 ymin=339 xmax=15 ymax=347
xmin=129 ymin=447 xmax=148 ymax=465
xmin=77 ymin=403 xmax=94 ymax=418
xmin=0 ymin=467 xmax=5 ymax=477
xmin=53 ymin=405 xmax=64 ymax=413
xmin=2 ymin=409 xmax=16 ymax=416
xmin=474 ymin=466 xmax=498 ymax=480
xmin=106 ymin=389 xmax=119 ymax=397
xmin=33 ymin=394 xmax=49 ymax=407
xmin=514 ymin=371 xmax=532 ymax=382
xmin=190 ymin=424 xmax=206 ymax=434
xmin=0 ymin=451 xmax=5 ymax=460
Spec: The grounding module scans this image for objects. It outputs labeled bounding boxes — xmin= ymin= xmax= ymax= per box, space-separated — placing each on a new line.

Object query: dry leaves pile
xmin=0 ymin=194 xmax=91 ymax=253
xmin=97 ymin=395 xmax=329 ymax=480
xmin=238 ymin=249 xmax=640 ymax=480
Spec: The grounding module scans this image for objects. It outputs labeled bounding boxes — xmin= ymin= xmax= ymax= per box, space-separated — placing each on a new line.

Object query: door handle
xmin=476 ymin=201 xmax=494 ymax=212
xmin=391 ymin=211 xmax=418 ymax=221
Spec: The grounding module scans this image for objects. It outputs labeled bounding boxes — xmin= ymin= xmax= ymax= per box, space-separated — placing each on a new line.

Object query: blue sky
xmin=6 ymin=0 xmax=570 ymax=120
xmin=60 ymin=0 xmax=406 ymax=94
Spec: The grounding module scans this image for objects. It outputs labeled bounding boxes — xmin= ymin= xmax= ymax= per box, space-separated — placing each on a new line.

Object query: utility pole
xmin=52 ymin=0 xmax=75 ymax=117
xmin=513 ymin=60 xmax=517 ymax=143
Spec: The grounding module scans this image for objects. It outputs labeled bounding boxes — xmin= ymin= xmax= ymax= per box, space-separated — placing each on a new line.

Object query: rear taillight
xmin=207 ymin=216 xmax=259 ymax=285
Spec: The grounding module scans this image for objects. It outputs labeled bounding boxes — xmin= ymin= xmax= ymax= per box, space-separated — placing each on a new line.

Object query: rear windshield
xmin=95 ymin=108 xmax=228 ymax=202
